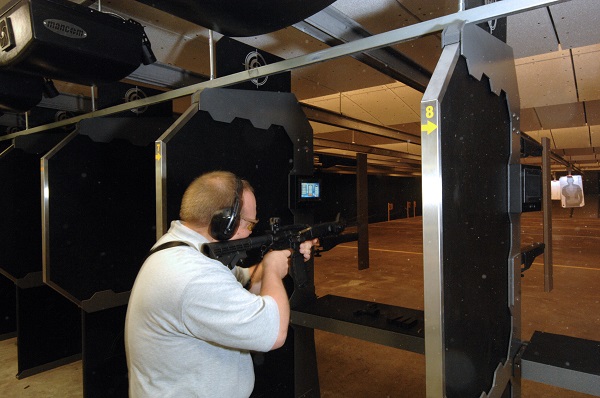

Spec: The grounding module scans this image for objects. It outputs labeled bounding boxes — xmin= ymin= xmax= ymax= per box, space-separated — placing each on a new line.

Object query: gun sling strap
xmin=146 ymin=240 xmax=192 ymax=258
xmin=145 ymin=240 xmax=253 ymax=290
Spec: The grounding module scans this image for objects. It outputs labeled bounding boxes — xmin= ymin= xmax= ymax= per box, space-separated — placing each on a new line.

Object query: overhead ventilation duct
xmin=134 ymin=0 xmax=336 ymax=37
xmin=0 ymin=0 xmax=156 ymax=85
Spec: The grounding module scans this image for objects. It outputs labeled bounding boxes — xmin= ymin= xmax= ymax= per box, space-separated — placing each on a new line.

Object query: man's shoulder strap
xmin=147 ymin=241 xmax=193 ymax=258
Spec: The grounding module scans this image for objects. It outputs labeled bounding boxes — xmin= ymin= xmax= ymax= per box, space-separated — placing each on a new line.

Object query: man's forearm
xmin=260 ymin=271 xmax=290 ymax=349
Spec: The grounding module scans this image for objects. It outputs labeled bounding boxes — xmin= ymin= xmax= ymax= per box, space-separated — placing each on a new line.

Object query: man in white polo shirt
xmin=125 ymin=171 xmax=316 ymax=397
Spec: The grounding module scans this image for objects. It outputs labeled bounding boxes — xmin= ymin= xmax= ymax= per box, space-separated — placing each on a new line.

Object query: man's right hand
xmin=261 ymin=249 xmax=292 ymax=280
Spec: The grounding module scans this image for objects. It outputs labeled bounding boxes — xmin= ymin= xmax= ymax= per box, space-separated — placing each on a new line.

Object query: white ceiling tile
xmin=309 ymin=121 xmax=344 ymax=134
xmin=507 ymin=8 xmax=558 ymax=58
xmin=303 ymin=94 xmax=343 ymax=111
xmin=374 ymin=142 xmax=421 ymax=155
xmin=550 ymin=0 xmax=600 ymax=50
xmin=333 ymin=0 xmax=414 ymax=31
xmin=331 ymin=0 xmax=443 ymax=72
xmin=314 ymin=148 xmax=356 ymax=158
xmin=585 ymin=100 xmax=600 ymax=125
xmin=515 ymin=52 xmax=578 ymax=108
xmin=340 ymin=97 xmax=382 ymax=124
xmin=291 ymin=57 xmax=397 ymax=101
xmin=535 ymin=102 xmax=586 ymax=129
xmin=396 ymin=0 xmax=459 ymax=20
xmin=527 ymin=130 xmax=555 ymax=147
xmin=387 ymin=85 xmax=423 ymax=117
xmin=344 ymin=87 xmax=417 ymax=124
xmin=563 ymin=147 xmax=594 ymax=156
xmin=590 ymin=125 xmax=600 ymax=147
xmin=514 ymin=49 xmax=571 ymax=65
xmin=573 ymin=47 xmax=600 ymax=102
xmin=519 ymin=108 xmax=542 ymax=131
xmin=568 ymin=154 xmax=597 ymax=161
xmin=551 ymin=126 xmax=591 ymax=149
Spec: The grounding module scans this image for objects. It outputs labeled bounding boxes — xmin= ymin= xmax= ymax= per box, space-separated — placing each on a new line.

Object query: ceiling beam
xmin=294 ymin=6 xmax=431 ymax=92
xmin=302 ymin=103 xmax=421 ymax=144
xmin=314 ymin=137 xmax=420 ymax=162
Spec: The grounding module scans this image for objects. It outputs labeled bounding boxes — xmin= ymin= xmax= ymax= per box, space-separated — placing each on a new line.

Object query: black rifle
xmin=201 ymin=216 xmax=348 ymax=287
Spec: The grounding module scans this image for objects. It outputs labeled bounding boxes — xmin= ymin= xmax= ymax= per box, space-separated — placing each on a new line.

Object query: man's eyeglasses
xmin=241 ymin=217 xmax=259 ymax=232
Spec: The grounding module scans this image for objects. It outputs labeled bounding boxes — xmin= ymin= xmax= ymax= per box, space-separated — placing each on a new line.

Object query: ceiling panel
xmin=291 ymin=57 xmax=397 ymax=100
xmin=331 ymin=0 xmax=443 ymax=73
xmin=586 ymin=100 xmax=600 ymax=125
xmin=339 ymin=95 xmax=385 ymax=124
xmin=519 ymin=107 xmax=542 ymax=131
xmin=590 ymin=125 xmax=600 ymax=147
xmin=535 ymin=102 xmax=586 ymax=129
xmin=333 ymin=0 xmax=413 ymax=31
xmin=551 ymin=126 xmax=591 ymax=149
xmin=389 ymin=122 xmax=420 ymax=137
xmin=374 ymin=142 xmax=421 ymax=156
xmin=568 ymin=155 xmax=597 ymax=162
xmin=550 ymin=0 xmax=600 ymax=49
xmin=515 ymin=51 xmax=577 ymax=108
xmin=515 ymin=50 xmax=578 ymax=108
xmin=309 ymin=121 xmax=344 ymax=134
xmin=397 ymin=0 xmax=459 ymax=20
xmin=315 ymin=130 xmax=400 ymax=146
xmin=527 ymin=129 xmax=555 ymax=148
xmin=506 ymin=7 xmax=558 ymax=58
xmin=387 ymin=83 xmax=423 ymax=116
xmin=344 ymin=86 xmax=417 ymax=125
xmin=303 ymin=93 xmax=382 ymax=124
xmin=562 ymin=147 xmax=594 ymax=156
xmin=572 ymin=44 xmax=600 ymax=102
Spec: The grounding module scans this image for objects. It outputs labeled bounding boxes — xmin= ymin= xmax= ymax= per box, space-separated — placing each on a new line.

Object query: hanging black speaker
xmin=0 ymin=0 xmax=154 ymax=85
xmin=0 ymin=70 xmax=44 ymax=113
xmin=134 ymin=0 xmax=336 ymax=37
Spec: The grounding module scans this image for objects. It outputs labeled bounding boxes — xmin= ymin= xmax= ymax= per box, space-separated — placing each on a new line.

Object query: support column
xmin=356 ymin=153 xmax=369 ymax=270
xmin=541 ymin=137 xmax=553 ymax=292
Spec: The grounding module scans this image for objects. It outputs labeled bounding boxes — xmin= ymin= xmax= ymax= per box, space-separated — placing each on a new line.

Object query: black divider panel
xmin=165 ymin=113 xmax=295 ymax=232
xmin=16 ymin=284 xmax=81 ymax=378
xmin=45 ymin=118 xmax=173 ymax=305
xmin=0 ymin=275 xmax=16 ymax=338
xmin=0 ymin=133 xmax=68 ymax=281
xmin=441 ymin=56 xmax=512 ymax=396
xmin=0 ymin=139 xmax=11 ymax=153
xmin=82 ymin=306 xmax=128 ymax=398
xmin=0 ymin=148 xmax=43 ymax=280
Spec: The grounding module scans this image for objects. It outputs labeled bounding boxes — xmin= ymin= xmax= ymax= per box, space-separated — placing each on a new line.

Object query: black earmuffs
xmin=209 ymin=178 xmax=243 ymax=241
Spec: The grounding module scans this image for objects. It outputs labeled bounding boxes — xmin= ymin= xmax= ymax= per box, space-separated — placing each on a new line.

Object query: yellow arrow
xmin=421 ymin=120 xmax=438 ymax=135
xmin=155 ymin=153 xmax=162 ymax=160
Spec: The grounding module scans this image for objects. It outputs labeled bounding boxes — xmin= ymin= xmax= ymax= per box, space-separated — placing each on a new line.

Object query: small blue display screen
xmin=300 ymin=182 xmax=320 ymax=199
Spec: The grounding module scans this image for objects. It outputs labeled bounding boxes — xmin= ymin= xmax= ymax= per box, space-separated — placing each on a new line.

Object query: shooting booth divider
xmin=40 ymin=116 xmax=174 ymax=397
xmin=154 ymin=87 xmax=319 ymax=397
xmin=421 ymin=23 xmax=521 ymax=397
xmin=422 ymin=23 xmax=600 ymax=398
xmin=0 ymin=275 xmax=16 ymax=340
xmin=0 ymin=132 xmax=81 ymax=378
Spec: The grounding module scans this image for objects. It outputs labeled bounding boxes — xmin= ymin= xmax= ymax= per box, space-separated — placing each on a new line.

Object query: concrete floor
xmin=1 ymin=206 xmax=599 ymax=397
